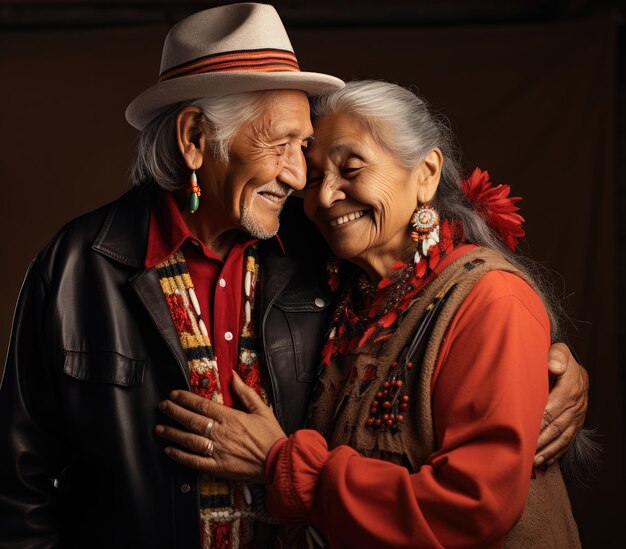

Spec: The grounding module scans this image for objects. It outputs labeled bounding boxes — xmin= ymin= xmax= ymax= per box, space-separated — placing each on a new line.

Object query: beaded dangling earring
xmin=189 ymin=170 xmax=201 ymax=214
xmin=410 ymin=204 xmax=440 ymax=264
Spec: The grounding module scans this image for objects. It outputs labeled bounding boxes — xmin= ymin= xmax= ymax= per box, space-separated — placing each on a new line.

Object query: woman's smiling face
xmin=303 ymin=112 xmax=421 ymax=273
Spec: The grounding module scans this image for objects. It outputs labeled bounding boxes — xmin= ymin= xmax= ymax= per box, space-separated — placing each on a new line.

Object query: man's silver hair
xmin=130 ymin=91 xmax=268 ymax=190
xmin=312 ymin=80 xmax=563 ymax=338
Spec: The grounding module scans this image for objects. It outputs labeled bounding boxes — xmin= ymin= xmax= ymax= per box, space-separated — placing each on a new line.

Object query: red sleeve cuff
xmin=266 ymin=430 xmax=329 ymax=521
xmin=264 ymin=436 xmax=288 ymax=484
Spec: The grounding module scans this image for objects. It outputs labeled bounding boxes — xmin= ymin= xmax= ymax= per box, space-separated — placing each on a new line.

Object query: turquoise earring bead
xmin=189 ymin=192 xmax=200 ymax=214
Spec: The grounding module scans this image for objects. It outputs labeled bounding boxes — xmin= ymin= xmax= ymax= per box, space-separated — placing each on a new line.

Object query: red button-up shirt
xmin=145 ymin=190 xmax=282 ymax=407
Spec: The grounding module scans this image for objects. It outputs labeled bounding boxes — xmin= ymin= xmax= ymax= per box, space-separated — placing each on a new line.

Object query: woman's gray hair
xmin=313 ymin=80 xmax=603 ymax=480
xmin=130 ymin=91 xmax=269 ymax=190
xmin=311 ymin=80 xmax=563 ymax=338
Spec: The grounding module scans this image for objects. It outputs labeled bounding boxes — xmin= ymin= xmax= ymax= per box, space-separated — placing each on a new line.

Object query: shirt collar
xmin=145 ymin=189 xmax=285 ymax=268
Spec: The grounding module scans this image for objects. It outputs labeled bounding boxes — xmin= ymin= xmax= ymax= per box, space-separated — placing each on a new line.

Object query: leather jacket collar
xmin=89 ymin=184 xmax=300 ymax=389
xmin=92 ymin=184 xmax=153 ymax=268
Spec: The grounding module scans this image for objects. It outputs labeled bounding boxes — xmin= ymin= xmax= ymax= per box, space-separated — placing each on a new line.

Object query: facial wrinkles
xmin=241 ymin=182 xmax=292 ymax=239
xmin=232 ymin=122 xmax=283 ymax=220
xmin=239 ymin=119 xmax=293 ymax=217
xmin=320 ymin=170 xmax=344 ymax=196
xmin=306 ymin=148 xmax=352 ymax=201
xmin=240 ymin=124 xmax=308 ymax=187
xmin=284 ymin=145 xmax=308 ymax=186
xmin=304 ymin=113 xmax=422 ymax=279
xmin=370 ymin=169 xmax=397 ymax=225
xmin=240 ymin=192 xmax=277 ymax=239
xmin=315 ymin=155 xmax=412 ymax=253
xmin=240 ymin=135 xmax=307 ymax=237
xmin=239 ymin=132 xmax=283 ymax=165
xmin=256 ymin=181 xmax=292 ymax=197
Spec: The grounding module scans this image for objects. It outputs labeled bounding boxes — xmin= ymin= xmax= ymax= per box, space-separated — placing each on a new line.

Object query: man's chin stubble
xmin=240 ymin=193 xmax=286 ymax=240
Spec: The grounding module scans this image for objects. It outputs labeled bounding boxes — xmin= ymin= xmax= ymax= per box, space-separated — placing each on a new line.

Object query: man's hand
xmin=535 ymin=342 xmax=589 ymax=467
xmin=155 ymin=372 xmax=286 ymax=483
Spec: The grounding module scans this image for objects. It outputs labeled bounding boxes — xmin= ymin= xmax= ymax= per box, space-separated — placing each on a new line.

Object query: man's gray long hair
xmin=130 ymin=92 xmax=269 ymax=190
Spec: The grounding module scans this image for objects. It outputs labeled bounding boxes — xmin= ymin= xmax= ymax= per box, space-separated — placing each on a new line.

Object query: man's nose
xmin=278 ymin=146 xmax=307 ymax=191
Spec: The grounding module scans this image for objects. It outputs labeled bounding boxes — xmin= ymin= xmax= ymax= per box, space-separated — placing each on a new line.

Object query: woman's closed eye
xmin=341 ymin=166 xmax=363 ymax=177
xmin=305 ymin=166 xmax=364 ymax=189
xmin=305 ymin=173 xmax=324 ymax=188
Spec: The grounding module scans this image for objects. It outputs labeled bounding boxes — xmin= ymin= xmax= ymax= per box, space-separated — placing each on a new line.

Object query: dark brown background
xmin=1 ymin=1 xmax=624 ymax=546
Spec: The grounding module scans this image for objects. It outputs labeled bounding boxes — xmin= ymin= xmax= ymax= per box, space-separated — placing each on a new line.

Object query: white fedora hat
xmin=125 ymin=3 xmax=344 ymax=130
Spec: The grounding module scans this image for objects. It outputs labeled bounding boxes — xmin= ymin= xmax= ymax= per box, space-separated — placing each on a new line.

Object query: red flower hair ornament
xmin=461 ymin=168 xmax=525 ymax=251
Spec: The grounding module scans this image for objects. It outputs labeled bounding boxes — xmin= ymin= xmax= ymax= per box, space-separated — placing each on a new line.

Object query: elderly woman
xmin=156 ymin=80 xmax=584 ymax=547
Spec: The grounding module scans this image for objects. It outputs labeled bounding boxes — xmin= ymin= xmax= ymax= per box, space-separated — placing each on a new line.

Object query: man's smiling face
xmin=204 ymin=90 xmax=314 ymax=239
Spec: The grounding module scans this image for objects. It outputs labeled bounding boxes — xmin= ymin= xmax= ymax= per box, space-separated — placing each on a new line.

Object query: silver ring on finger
xmin=205 ymin=419 xmax=215 ymax=438
xmin=203 ymin=438 xmax=215 ymax=457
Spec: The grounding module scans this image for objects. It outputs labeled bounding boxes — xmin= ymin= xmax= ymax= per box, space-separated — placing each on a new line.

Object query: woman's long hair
xmin=312 ymin=80 xmax=601 ymax=481
xmin=312 ymin=80 xmax=563 ymax=338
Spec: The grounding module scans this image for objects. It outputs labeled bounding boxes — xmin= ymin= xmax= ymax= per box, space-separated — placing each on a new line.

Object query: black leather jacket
xmin=0 ymin=186 xmax=334 ymax=548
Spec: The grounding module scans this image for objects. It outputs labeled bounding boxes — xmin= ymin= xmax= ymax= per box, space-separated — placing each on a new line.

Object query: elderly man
xmin=0 ymin=4 xmax=587 ymax=548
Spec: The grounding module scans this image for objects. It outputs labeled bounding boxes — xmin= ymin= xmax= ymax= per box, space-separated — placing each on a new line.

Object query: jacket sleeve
xmin=0 ymin=258 xmax=66 ymax=548
xmin=265 ymin=271 xmax=551 ymax=548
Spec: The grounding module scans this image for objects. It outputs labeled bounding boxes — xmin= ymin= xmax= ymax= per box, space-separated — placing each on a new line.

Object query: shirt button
xmin=180 ymin=483 xmax=191 ymax=494
xmin=314 ymin=298 xmax=325 ymax=308
xmin=219 ymin=278 xmax=226 ymax=288
xmin=191 ymin=240 xmax=200 ymax=247
xmin=224 ymin=331 xmax=233 ymax=341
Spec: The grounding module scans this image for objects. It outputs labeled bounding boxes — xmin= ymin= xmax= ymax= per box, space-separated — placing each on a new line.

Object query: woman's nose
xmin=317 ymin=175 xmax=346 ymax=208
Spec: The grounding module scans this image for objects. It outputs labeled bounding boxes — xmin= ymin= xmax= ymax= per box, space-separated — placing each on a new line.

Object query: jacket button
xmin=180 ymin=483 xmax=191 ymax=494
xmin=314 ymin=298 xmax=325 ymax=308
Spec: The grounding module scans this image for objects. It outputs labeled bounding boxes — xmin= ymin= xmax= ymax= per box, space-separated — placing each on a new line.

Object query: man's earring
xmin=189 ymin=170 xmax=201 ymax=214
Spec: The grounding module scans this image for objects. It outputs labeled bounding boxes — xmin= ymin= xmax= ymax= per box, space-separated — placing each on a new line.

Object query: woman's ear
xmin=176 ymin=106 xmax=207 ymax=171
xmin=415 ymin=148 xmax=443 ymax=204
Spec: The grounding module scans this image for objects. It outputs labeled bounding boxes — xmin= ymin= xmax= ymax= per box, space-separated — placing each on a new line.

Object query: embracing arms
xmin=538 ymin=343 xmax=589 ymax=466
xmin=155 ymin=320 xmax=589 ymax=482
xmin=157 ymin=272 xmax=588 ymax=547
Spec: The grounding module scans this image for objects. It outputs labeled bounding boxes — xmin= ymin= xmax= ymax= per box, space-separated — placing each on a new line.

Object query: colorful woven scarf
xmin=156 ymin=244 xmax=271 ymax=548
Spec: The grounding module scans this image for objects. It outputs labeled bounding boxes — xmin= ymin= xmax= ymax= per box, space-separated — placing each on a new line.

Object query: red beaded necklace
xmin=321 ymin=218 xmax=462 ymax=369
xmin=321 ymin=166 xmax=526 ymax=369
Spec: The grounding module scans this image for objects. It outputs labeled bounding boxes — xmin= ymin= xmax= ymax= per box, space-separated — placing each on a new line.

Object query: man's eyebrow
xmin=272 ymin=131 xmax=315 ymax=142
xmin=290 ymin=131 xmax=315 ymax=141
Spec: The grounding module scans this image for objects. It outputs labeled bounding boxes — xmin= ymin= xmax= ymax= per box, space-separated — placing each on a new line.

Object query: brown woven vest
xmin=310 ymin=248 xmax=580 ymax=548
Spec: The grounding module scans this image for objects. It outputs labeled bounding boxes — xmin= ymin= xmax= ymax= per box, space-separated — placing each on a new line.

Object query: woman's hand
xmin=535 ymin=342 xmax=589 ymax=466
xmin=155 ymin=372 xmax=287 ymax=483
